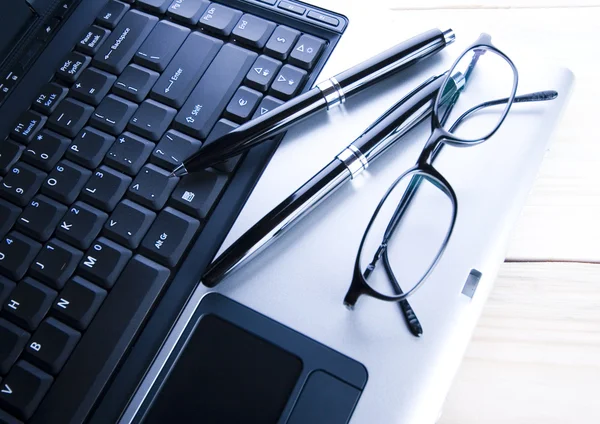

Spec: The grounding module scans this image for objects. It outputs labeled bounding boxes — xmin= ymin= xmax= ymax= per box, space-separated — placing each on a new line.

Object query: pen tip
xmin=170 ymin=164 xmax=188 ymax=178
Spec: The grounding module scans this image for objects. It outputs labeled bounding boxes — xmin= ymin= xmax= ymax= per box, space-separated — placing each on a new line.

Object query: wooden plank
xmin=440 ymin=262 xmax=600 ymax=424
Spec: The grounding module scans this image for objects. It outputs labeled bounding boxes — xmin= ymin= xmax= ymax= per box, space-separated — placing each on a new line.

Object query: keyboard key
xmin=270 ymin=64 xmax=306 ymax=99
xmin=78 ymin=238 xmax=132 ymax=289
xmin=90 ymin=95 xmax=138 ymax=136
xmin=151 ymin=129 xmax=201 ymax=170
xmin=113 ymin=64 xmax=159 ymax=103
xmin=127 ymin=164 xmax=179 ymax=210
xmin=93 ymin=10 xmax=158 ymax=75
xmin=76 ymin=25 xmax=110 ymax=56
xmin=52 ymin=276 xmax=106 ymax=331
xmin=203 ymin=119 xmax=239 ymax=173
xmin=0 ymin=361 xmax=53 ymax=420
xmin=96 ymin=0 xmax=130 ymax=29
xmin=174 ymin=44 xmax=257 ymax=139
xmin=0 ymin=163 xmax=46 ymax=207
xmin=80 ymin=166 xmax=132 ymax=212
xmin=21 ymin=130 xmax=70 ymax=172
xmin=15 ymin=196 xmax=67 ymax=242
xmin=0 ymin=141 xmax=23 ymax=176
xmin=265 ymin=26 xmax=300 ymax=60
xmin=252 ymin=95 xmax=284 ymax=119
xmin=137 ymin=0 xmax=171 ymax=14
xmin=47 ymin=98 xmax=94 ymax=138
xmin=232 ymin=14 xmax=275 ymax=49
xmin=170 ymin=170 xmax=228 ymax=219
xmin=245 ymin=55 xmax=281 ymax=91
xmin=289 ymin=34 xmax=325 ymax=70
xmin=105 ymin=132 xmax=154 ymax=176
xmin=42 ymin=161 xmax=91 ymax=205
xmin=307 ymin=10 xmax=339 ymax=27
xmin=104 ymin=200 xmax=156 ymax=248
xmin=0 ymin=200 xmax=21 ymax=240
xmin=71 ymin=68 xmax=117 ymax=106
xmin=225 ymin=86 xmax=262 ymax=123
xmin=10 ymin=111 xmax=46 ymax=145
xmin=167 ymin=0 xmax=209 ymax=24
xmin=150 ymin=32 xmax=223 ymax=108
xmin=277 ymin=1 xmax=305 ymax=15
xmin=0 ymin=276 xmax=15 ymax=305
xmin=66 ymin=127 xmax=115 ymax=169
xmin=128 ymin=100 xmax=176 ymax=141
xmin=32 ymin=83 xmax=68 ymax=115
xmin=31 ymin=255 xmax=169 ymax=424
xmin=0 ymin=233 xmax=41 ymax=281
xmin=198 ymin=3 xmax=242 ymax=37
xmin=56 ymin=52 xmax=90 ymax=84
xmin=0 ymin=318 xmax=29 ymax=375
xmin=134 ymin=20 xmax=190 ymax=72
xmin=29 ymin=239 xmax=82 ymax=290
xmin=140 ymin=207 xmax=200 ymax=267
xmin=24 ymin=318 xmax=81 ymax=375
xmin=2 ymin=278 xmax=55 ymax=332
xmin=56 ymin=202 xmax=108 ymax=250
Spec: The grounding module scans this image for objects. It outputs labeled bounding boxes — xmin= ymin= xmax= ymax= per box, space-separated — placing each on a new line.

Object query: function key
xmin=265 ymin=26 xmax=300 ymax=60
xmin=71 ymin=68 xmax=117 ymax=106
xmin=167 ymin=0 xmax=210 ymax=25
xmin=198 ymin=3 xmax=242 ymax=37
xmin=232 ymin=14 xmax=276 ymax=49
xmin=150 ymin=130 xmax=202 ymax=171
xmin=137 ymin=0 xmax=172 ymax=14
xmin=0 ymin=140 xmax=24 ymax=176
xmin=96 ymin=0 xmax=130 ymax=29
xmin=0 ymin=360 xmax=53 ymax=420
xmin=289 ymin=34 xmax=325 ymax=70
xmin=245 ymin=55 xmax=282 ymax=91
xmin=47 ymin=98 xmax=94 ymax=138
xmin=77 ymin=25 xmax=110 ymax=56
xmin=105 ymin=132 xmax=155 ymax=176
xmin=224 ymin=86 xmax=262 ymax=124
xmin=51 ymin=276 xmax=107 ymax=331
xmin=24 ymin=318 xmax=81 ymax=375
xmin=32 ymin=83 xmax=68 ymax=115
xmin=113 ymin=64 xmax=160 ymax=103
xmin=270 ymin=64 xmax=306 ymax=100
xmin=307 ymin=10 xmax=339 ymax=27
xmin=278 ymin=1 xmax=306 ymax=15
xmin=135 ymin=21 xmax=190 ymax=72
xmin=2 ymin=277 xmax=55 ymax=332
xmin=56 ymin=52 xmax=91 ymax=84
xmin=0 ymin=163 xmax=47 ymax=207
xmin=10 ymin=111 xmax=46 ymax=145
xmin=252 ymin=95 xmax=284 ymax=120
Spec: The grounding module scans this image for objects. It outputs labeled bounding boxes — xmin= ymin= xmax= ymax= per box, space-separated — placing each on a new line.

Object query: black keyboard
xmin=0 ymin=0 xmax=345 ymax=422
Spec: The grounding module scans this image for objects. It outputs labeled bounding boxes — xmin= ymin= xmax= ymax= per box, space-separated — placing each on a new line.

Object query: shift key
xmin=173 ymin=44 xmax=257 ymax=140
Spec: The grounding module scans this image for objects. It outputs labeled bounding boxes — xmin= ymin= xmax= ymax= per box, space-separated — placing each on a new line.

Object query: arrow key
xmin=0 ymin=361 xmax=53 ymax=420
xmin=252 ymin=95 xmax=284 ymax=120
xmin=103 ymin=200 xmax=156 ymax=249
xmin=244 ymin=55 xmax=281 ymax=92
xmin=270 ymin=64 xmax=306 ymax=100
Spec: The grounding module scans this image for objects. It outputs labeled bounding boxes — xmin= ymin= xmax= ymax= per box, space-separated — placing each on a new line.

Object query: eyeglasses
xmin=342 ymin=33 xmax=558 ymax=337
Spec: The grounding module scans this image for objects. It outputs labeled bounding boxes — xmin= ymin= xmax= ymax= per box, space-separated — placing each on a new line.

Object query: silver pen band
xmin=316 ymin=77 xmax=346 ymax=110
xmin=337 ymin=145 xmax=369 ymax=179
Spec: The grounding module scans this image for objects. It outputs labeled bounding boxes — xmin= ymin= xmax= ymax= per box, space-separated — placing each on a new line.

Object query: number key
xmin=78 ymin=237 xmax=132 ymax=289
xmin=22 ymin=130 xmax=70 ymax=172
xmin=56 ymin=202 xmax=108 ymax=250
xmin=42 ymin=160 xmax=92 ymax=204
xmin=29 ymin=239 xmax=83 ymax=290
xmin=0 ymin=162 xmax=47 ymax=207
xmin=15 ymin=195 xmax=67 ymax=242
xmin=0 ymin=232 xmax=42 ymax=281
xmin=0 ymin=140 xmax=24 ymax=176
xmin=80 ymin=166 xmax=132 ymax=212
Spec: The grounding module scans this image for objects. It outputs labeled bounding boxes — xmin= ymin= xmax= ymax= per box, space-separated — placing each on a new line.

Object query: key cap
xmin=0 ymin=361 xmax=53 ymax=420
xmin=170 ymin=170 xmax=228 ymax=219
xmin=24 ymin=318 xmax=81 ymax=375
xmin=56 ymin=202 xmax=108 ymax=250
xmin=150 ymin=32 xmax=223 ymax=108
xmin=96 ymin=0 xmax=130 ymax=29
xmin=224 ymin=86 xmax=262 ymax=123
xmin=140 ymin=207 xmax=199 ymax=267
xmin=0 ymin=163 xmax=46 ymax=207
xmin=52 ymin=277 xmax=106 ymax=331
xmin=10 ymin=111 xmax=46 ymax=145
xmin=252 ymin=95 xmax=284 ymax=120
xmin=173 ymin=44 xmax=257 ymax=139
xmin=2 ymin=278 xmax=55 ymax=331
xmin=198 ymin=3 xmax=242 ymax=37
xmin=90 ymin=95 xmax=138 ymax=136
xmin=265 ymin=26 xmax=300 ymax=60
xmin=32 ymin=83 xmax=68 ymax=115
xmin=42 ymin=160 xmax=91 ymax=204
xmin=80 ymin=166 xmax=132 ymax=212
xmin=104 ymin=132 xmax=154 ymax=176
xmin=277 ymin=1 xmax=305 ymax=14
xmin=113 ymin=64 xmax=159 ymax=103
xmin=137 ymin=0 xmax=171 ymax=14
xmin=103 ymin=200 xmax=156 ymax=249
xmin=56 ymin=52 xmax=91 ymax=84
xmin=0 ymin=276 xmax=15 ymax=305
xmin=167 ymin=0 xmax=209 ymax=24
xmin=78 ymin=238 xmax=132 ymax=289
xmin=0 ymin=233 xmax=41 ymax=281
xmin=0 ymin=319 xmax=29 ymax=375
xmin=289 ymin=34 xmax=325 ymax=70
xmin=15 ymin=196 xmax=67 ymax=242
xmin=270 ymin=64 xmax=306 ymax=99
xmin=307 ymin=10 xmax=339 ymax=26
xmin=127 ymin=164 xmax=179 ymax=210
xmin=0 ymin=200 xmax=21 ymax=240
xmin=93 ymin=10 xmax=158 ymax=75
xmin=202 ymin=119 xmax=239 ymax=173
xmin=29 ymin=239 xmax=82 ymax=290
xmin=66 ymin=127 xmax=115 ymax=169
xmin=128 ymin=100 xmax=176 ymax=141
xmin=151 ymin=130 xmax=201 ymax=170
xmin=22 ymin=130 xmax=70 ymax=172
xmin=232 ymin=14 xmax=275 ymax=49
xmin=135 ymin=20 xmax=189 ymax=72
xmin=47 ymin=98 xmax=94 ymax=138
xmin=76 ymin=25 xmax=110 ymax=56
xmin=245 ymin=55 xmax=281 ymax=92
xmin=0 ymin=141 xmax=23 ymax=176
xmin=71 ymin=68 xmax=117 ymax=106
xmin=30 ymin=255 xmax=169 ymax=424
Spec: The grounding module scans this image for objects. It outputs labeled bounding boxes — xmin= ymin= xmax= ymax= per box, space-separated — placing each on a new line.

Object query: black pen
xmin=170 ymin=28 xmax=455 ymax=177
